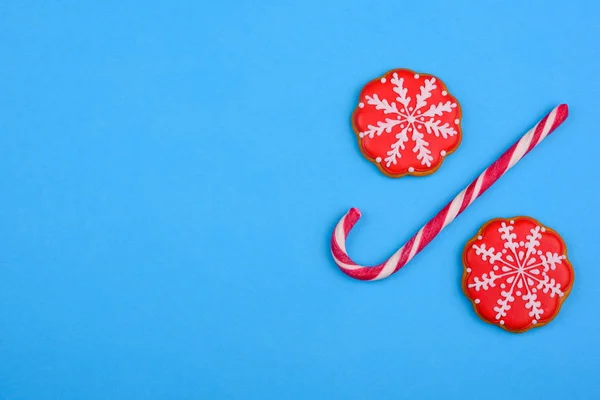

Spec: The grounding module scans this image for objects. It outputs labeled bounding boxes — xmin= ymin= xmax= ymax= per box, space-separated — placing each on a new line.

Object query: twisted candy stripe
xmin=331 ymin=104 xmax=569 ymax=281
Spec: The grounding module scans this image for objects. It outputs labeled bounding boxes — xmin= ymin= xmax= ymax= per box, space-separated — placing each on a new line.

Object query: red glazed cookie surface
xmin=352 ymin=68 xmax=462 ymax=177
xmin=463 ymin=217 xmax=574 ymax=333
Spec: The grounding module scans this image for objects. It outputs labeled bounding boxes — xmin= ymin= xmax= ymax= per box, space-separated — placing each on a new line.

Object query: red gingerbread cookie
xmin=352 ymin=68 xmax=462 ymax=177
xmin=462 ymin=217 xmax=574 ymax=333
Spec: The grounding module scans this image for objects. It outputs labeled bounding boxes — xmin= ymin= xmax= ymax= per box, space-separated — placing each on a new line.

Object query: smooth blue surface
xmin=1 ymin=1 xmax=599 ymax=398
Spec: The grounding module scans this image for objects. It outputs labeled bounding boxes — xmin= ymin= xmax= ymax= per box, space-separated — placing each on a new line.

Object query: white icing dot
xmin=419 ymin=117 xmax=424 ymax=121
xmin=516 ymin=291 xmax=522 ymax=296
xmin=510 ymin=220 xmax=515 ymax=224
xmin=375 ymin=157 xmax=382 ymax=163
xmin=532 ymin=288 xmax=538 ymax=293
xmin=537 ymin=250 xmax=543 ymax=256
xmin=500 ymin=283 xmax=506 ymax=289
xmin=397 ymin=115 xmax=402 ymax=120
xmin=359 ymin=133 xmax=365 ymax=138
xmin=541 ymin=227 xmax=546 ymax=232
xmin=440 ymin=150 xmax=447 ymax=157
xmin=409 ymin=107 xmax=414 ymax=111
xmin=408 ymin=127 xmax=413 ymax=132
xmin=532 ymin=320 xmax=538 ymax=325
xmin=466 ymin=268 xmax=472 ymax=273
xmin=414 ymin=74 xmax=420 ymax=79
xmin=561 ymin=255 xmax=567 ymax=260
xmin=400 ymin=124 xmax=405 ymax=128
xmin=451 ymin=103 xmax=457 ymax=108
xmin=500 ymin=320 xmax=505 ymax=325
xmin=519 ymin=241 xmax=525 ymax=247
xmin=493 ymin=266 xmax=499 ymax=271
xmin=358 ymin=102 xmax=364 ymax=108
xmin=477 ymin=236 xmax=483 ymax=240
xmin=442 ymin=90 xmax=447 ymax=96
xmin=408 ymin=167 xmax=415 ymax=173
xmin=455 ymin=119 xmax=460 ymax=124
xmin=381 ymin=78 xmax=387 ymax=83
xmin=474 ymin=299 xmax=481 ymax=304
xmin=502 ymin=249 xmax=507 ymax=254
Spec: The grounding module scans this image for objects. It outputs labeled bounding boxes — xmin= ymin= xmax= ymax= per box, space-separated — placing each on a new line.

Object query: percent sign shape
xmin=331 ymin=104 xmax=569 ymax=281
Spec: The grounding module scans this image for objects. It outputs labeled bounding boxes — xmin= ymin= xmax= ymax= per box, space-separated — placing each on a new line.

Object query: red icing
xmin=463 ymin=217 xmax=574 ymax=333
xmin=352 ymin=69 xmax=462 ymax=177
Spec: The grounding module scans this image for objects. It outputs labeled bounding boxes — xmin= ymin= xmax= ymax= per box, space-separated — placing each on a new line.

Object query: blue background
xmin=1 ymin=0 xmax=599 ymax=398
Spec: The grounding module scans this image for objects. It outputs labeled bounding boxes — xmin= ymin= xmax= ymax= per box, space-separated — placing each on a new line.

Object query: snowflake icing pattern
xmin=463 ymin=217 xmax=574 ymax=332
xmin=353 ymin=69 xmax=462 ymax=177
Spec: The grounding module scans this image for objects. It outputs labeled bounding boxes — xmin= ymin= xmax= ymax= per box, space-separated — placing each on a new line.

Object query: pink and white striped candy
xmin=331 ymin=104 xmax=569 ymax=281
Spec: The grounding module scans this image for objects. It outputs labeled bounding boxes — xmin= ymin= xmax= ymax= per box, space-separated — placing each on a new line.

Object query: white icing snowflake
xmin=355 ymin=70 xmax=460 ymax=172
xmin=465 ymin=219 xmax=573 ymax=331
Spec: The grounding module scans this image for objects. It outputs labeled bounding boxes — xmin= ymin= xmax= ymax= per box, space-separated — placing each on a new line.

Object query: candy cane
xmin=331 ymin=104 xmax=569 ymax=281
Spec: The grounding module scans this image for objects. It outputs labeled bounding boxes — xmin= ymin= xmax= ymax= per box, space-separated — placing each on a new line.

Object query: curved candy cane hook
xmin=331 ymin=104 xmax=569 ymax=281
